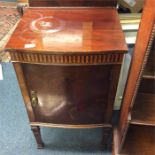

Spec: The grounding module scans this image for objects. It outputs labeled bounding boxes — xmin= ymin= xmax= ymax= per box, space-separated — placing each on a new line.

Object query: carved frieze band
xmin=9 ymin=51 xmax=124 ymax=65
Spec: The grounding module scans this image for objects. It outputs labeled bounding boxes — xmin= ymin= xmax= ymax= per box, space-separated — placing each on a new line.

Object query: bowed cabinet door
xmin=19 ymin=63 xmax=120 ymax=126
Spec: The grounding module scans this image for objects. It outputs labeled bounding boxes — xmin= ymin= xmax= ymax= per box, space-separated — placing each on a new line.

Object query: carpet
xmin=0 ymin=62 xmax=111 ymax=155
xmin=0 ymin=3 xmax=20 ymax=41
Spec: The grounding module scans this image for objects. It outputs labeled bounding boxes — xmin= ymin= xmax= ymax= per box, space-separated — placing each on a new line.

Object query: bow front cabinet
xmin=5 ymin=8 xmax=127 ymax=148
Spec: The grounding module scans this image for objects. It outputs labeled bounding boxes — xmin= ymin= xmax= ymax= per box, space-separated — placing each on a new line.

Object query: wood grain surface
xmin=6 ymin=8 xmax=127 ymax=54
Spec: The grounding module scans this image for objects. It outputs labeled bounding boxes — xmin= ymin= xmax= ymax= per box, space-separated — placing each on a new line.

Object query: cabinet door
xmin=22 ymin=64 xmax=117 ymax=125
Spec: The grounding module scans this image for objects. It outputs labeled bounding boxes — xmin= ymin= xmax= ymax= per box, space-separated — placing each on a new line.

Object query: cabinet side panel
xmin=13 ymin=63 xmax=35 ymax=122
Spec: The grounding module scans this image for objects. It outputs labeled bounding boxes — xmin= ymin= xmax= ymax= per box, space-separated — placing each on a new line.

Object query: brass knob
xmin=30 ymin=91 xmax=38 ymax=107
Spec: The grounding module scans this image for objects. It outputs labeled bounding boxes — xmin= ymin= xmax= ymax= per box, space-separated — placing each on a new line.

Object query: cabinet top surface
xmin=6 ymin=8 xmax=127 ymax=53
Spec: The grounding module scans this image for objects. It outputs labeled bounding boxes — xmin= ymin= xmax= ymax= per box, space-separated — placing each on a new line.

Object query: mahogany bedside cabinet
xmin=5 ymin=7 xmax=127 ymax=149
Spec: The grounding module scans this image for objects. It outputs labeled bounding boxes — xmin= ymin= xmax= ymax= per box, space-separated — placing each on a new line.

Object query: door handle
xmin=30 ymin=91 xmax=38 ymax=107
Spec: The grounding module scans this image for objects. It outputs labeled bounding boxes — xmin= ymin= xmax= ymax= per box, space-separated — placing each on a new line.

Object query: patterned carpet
xmin=0 ymin=2 xmax=20 ymax=41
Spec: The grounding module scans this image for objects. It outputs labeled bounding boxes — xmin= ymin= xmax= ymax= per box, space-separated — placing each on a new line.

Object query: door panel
xmin=23 ymin=64 xmax=113 ymax=124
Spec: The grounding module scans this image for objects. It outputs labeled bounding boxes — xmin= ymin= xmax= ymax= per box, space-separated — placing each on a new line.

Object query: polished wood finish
xmin=6 ymin=8 xmax=127 ymax=54
xmin=113 ymin=0 xmax=155 ymax=154
xmin=13 ymin=63 xmax=35 ymax=122
xmin=30 ymin=122 xmax=112 ymax=128
xmin=22 ymin=64 xmax=121 ymax=125
xmin=9 ymin=51 xmax=124 ymax=65
xmin=28 ymin=0 xmax=117 ymax=7
xmin=143 ymin=55 xmax=155 ymax=79
xmin=31 ymin=126 xmax=44 ymax=149
xmin=119 ymin=0 xmax=155 ymax=138
xmin=131 ymin=93 xmax=155 ymax=126
xmin=6 ymin=8 xmax=127 ymax=149
xmin=114 ymin=27 xmax=155 ymax=154
xmin=122 ymin=125 xmax=155 ymax=155
xmin=117 ymin=125 xmax=155 ymax=155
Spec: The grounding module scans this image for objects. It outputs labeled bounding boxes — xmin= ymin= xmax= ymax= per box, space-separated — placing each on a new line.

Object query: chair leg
xmin=31 ymin=126 xmax=44 ymax=149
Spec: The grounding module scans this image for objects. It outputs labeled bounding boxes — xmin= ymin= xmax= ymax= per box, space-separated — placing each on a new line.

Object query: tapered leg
xmin=31 ymin=126 xmax=44 ymax=149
